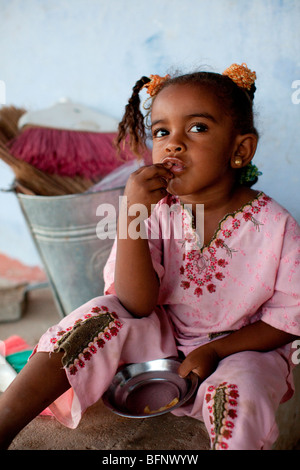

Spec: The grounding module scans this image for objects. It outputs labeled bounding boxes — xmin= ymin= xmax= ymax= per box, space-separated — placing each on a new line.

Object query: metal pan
xmin=102 ymin=357 xmax=199 ymax=418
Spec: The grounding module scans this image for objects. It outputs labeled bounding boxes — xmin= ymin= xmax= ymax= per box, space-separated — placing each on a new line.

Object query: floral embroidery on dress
xmin=205 ymin=382 xmax=239 ymax=450
xmin=179 ymin=193 xmax=270 ymax=295
xmin=50 ymin=305 xmax=123 ymax=375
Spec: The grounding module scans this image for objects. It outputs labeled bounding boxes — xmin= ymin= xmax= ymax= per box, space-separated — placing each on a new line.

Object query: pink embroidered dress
xmin=34 ymin=192 xmax=300 ymax=450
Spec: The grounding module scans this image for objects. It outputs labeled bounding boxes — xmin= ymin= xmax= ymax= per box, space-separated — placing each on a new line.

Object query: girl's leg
xmin=0 ymin=351 xmax=70 ymax=449
xmin=173 ymin=349 xmax=291 ymax=450
xmin=33 ymin=295 xmax=177 ymax=430
xmin=0 ymin=294 xmax=177 ymax=449
xmin=200 ymin=350 xmax=290 ymax=450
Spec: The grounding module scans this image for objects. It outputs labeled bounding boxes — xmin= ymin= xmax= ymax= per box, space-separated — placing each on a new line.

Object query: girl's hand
xmin=124 ymin=164 xmax=173 ymax=216
xmin=178 ymin=322 xmax=298 ymax=382
xmin=178 ymin=342 xmax=220 ymax=382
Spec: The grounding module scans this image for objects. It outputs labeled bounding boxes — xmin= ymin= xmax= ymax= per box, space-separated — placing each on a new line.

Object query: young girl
xmin=0 ymin=63 xmax=299 ymax=450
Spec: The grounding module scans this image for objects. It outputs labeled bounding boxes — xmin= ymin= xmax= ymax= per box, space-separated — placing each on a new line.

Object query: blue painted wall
xmin=0 ymin=0 xmax=299 ymax=266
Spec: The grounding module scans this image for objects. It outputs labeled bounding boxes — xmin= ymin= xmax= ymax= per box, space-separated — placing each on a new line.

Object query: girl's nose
xmin=165 ymin=139 xmax=186 ymax=154
xmin=166 ymin=144 xmax=183 ymax=153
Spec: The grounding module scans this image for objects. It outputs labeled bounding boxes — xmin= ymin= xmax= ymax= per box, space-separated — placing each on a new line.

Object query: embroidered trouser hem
xmin=172 ymin=349 xmax=291 ymax=450
xmin=32 ymin=294 xmax=177 ymax=429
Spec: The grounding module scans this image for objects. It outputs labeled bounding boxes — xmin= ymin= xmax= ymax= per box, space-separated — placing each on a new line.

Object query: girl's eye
xmin=153 ymin=128 xmax=169 ymax=138
xmin=190 ymin=123 xmax=208 ymax=133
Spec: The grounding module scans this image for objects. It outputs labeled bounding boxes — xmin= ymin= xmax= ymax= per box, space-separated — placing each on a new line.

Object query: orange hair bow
xmin=223 ymin=63 xmax=256 ymax=90
xmin=142 ymin=74 xmax=170 ymax=97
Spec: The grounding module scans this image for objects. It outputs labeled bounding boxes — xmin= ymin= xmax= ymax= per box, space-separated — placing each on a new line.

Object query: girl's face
xmin=151 ymin=83 xmax=239 ymax=202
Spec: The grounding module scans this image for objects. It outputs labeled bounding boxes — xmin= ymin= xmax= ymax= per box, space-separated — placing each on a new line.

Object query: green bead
xmin=239 ymin=163 xmax=262 ymax=184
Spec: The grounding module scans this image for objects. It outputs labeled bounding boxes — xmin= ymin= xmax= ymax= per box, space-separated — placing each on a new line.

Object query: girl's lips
xmin=161 ymin=157 xmax=186 ymax=173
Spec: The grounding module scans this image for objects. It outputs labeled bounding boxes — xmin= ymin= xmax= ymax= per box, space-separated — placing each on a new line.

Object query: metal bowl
xmin=102 ymin=357 xmax=199 ymax=418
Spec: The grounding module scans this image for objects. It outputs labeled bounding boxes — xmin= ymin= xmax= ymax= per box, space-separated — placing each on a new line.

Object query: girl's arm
xmin=115 ymin=222 xmax=160 ymax=317
xmin=178 ymin=321 xmax=298 ymax=380
xmin=114 ymin=164 xmax=173 ymax=317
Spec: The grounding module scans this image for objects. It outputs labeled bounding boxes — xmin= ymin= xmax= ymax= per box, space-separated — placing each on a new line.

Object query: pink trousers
xmin=33 ymin=294 xmax=293 ymax=450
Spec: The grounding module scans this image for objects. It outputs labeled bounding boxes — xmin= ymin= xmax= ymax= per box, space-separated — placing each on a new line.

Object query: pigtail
xmin=245 ymin=83 xmax=256 ymax=102
xmin=116 ymin=76 xmax=151 ymax=158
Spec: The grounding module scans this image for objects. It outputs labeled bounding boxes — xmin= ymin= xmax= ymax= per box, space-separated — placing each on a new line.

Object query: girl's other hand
xmin=178 ymin=342 xmax=220 ymax=382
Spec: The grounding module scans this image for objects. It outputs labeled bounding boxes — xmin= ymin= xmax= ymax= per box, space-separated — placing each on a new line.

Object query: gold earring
xmin=234 ymin=156 xmax=243 ymax=166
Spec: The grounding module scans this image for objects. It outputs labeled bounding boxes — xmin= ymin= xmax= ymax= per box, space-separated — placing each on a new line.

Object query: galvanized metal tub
xmin=16 ymin=187 xmax=124 ymax=317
